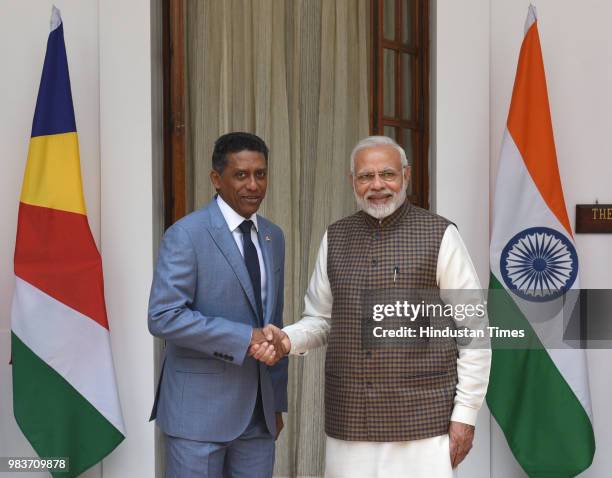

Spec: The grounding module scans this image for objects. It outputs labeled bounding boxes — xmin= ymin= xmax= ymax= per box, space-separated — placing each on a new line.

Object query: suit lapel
xmin=257 ymin=222 xmax=275 ymax=325
xmin=205 ymin=202 xmax=259 ymax=321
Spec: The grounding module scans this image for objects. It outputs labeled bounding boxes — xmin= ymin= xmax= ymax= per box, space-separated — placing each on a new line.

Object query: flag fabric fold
xmin=11 ymin=7 xmax=125 ymax=478
xmin=487 ymin=5 xmax=595 ymax=477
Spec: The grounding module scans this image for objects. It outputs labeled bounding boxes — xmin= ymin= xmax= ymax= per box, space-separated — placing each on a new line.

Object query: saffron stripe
xmin=506 ymin=22 xmax=572 ymax=236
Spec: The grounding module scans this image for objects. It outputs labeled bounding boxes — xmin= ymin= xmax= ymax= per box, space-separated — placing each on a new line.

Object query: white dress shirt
xmin=284 ymin=224 xmax=491 ymax=426
xmin=216 ymin=195 xmax=267 ymax=314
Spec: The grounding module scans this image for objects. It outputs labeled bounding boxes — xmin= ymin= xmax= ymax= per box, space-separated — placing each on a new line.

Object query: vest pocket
xmin=402 ymin=370 xmax=449 ymax=380
xmin=325 ymin=371 xmax=342 ymax=380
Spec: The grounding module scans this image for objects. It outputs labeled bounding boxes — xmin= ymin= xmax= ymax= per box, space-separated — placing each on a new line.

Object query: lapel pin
xmin=265 ymin=235 xmax=271 ymax=241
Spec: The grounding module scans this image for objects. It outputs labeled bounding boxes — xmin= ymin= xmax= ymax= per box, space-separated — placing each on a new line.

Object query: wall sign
xmin=575 ymin=204 xmax=612 ymax=233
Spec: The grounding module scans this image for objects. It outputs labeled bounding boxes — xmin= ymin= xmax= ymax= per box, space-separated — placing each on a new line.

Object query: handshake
xmin=249 ymin=325 xmax=291 ymax=366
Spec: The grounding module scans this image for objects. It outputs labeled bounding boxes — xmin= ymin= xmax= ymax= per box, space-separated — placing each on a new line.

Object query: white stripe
xmin=11 ymin=277 xmax=125 ymax=434
xmin=524 ymin=4 xmax=537 ymax=34
xmin=491 ymin=130 xmax=572 ymax=265
xmin=50 ymin=5 xmax=62 ymax=32
xmin=491 ymin=129 xmax=593 ymax=419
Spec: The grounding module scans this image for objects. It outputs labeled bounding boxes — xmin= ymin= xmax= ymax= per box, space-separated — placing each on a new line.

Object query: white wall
xmin=99 ymin=0 xmax=156 ymax=477
xmin=432 ymin=0 xmax=491 ymax=477
xmin=0 ymin=1 xmax=156 ymax=477
xmin=490 ymin=1 xmax=612 ymax=477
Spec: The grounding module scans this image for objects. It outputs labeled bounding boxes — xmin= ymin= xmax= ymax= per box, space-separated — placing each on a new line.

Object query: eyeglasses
xmin=354 ymin=168 xmax=403 ymax=184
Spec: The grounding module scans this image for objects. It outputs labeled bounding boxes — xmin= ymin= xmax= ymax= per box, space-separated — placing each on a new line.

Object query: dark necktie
xmin=239 ymin=220 xmax=264 ymax=324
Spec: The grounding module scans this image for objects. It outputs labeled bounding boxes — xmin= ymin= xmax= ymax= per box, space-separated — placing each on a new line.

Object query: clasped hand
xmin=249 ymin=325 xmax=290 ymax=365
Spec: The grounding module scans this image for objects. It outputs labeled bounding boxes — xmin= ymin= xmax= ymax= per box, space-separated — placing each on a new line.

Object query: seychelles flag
xmin=11 ymin=7 xmax=125 ymax=477
xmin=487 ymin=5 xmax=595 ymax=477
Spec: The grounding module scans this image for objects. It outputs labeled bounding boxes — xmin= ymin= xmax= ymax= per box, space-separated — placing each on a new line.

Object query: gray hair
xmin=349 ymin=136 xmax=408 ymax=174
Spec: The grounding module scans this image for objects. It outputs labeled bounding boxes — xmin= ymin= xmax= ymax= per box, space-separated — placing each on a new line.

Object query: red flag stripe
xmin=14 ymin=202 xmax=109 ymax=329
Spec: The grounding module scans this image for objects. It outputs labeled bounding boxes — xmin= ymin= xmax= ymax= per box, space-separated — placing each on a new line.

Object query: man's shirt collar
xmin=216 ymin=194 xmax=259 ymax=232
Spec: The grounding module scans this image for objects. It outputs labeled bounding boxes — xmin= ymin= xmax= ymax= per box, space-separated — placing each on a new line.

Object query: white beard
xmin=353 ymin=179 xmax=407 ymax=219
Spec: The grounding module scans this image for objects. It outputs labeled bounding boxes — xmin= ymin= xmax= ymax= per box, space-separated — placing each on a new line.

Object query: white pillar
xmin=99 ymin=0 xmax=158 ymax=476
xmin=431 ymin=1 xmax=491 ymax=477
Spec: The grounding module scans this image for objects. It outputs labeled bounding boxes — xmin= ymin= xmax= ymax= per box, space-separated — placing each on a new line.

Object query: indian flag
xmin=11 ymin=7 xmax=125 ymax=477
xmin=487 ymin=5 xmax=595 ymax=477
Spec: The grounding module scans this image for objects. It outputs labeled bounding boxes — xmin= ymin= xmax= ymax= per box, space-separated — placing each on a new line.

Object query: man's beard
xmin=353 ymin=180 xmax=407 ymax=219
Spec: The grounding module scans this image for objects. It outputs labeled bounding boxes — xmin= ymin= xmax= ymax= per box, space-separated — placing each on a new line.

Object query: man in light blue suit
xmin=148 ymin=132 xmax=288 ymax=477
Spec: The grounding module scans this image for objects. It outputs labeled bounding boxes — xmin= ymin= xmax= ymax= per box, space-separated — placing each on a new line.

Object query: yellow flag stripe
xmin=20 ymin=132 xmax=86 ymax=215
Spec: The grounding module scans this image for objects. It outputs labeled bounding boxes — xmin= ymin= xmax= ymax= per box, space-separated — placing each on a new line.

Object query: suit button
xmin=371 ymin=259 xmax=377 ymax=265
xmin=229 ymin=356 xmax=234 ymax=361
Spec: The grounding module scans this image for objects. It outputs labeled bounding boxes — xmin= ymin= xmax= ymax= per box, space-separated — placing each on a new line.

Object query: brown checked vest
xmin=325 ymin=200 xmax=458 ymax=442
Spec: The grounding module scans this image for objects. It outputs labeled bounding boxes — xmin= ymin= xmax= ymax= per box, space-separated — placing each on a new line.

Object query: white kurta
xmin=325 ymin=434 xmax=452 ymax=477
xmin=284 ymin=224 xmax=491 ymax=477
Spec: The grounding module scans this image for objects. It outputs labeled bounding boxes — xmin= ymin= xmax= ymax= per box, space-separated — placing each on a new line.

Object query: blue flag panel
xmin=31 ymin=23 xmax=76 ymax=138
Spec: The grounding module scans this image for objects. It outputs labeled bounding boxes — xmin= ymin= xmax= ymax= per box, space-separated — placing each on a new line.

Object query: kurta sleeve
xmin=283 ymin=232 xmax=332 ymax=355
xmin=437 ymin=225 xmax=491 ymax=426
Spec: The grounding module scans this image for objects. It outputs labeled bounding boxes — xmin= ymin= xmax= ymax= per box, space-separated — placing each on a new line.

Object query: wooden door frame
xmin=163 ymin=0 xmax=187 ymax=229
xmin=369 ymin=0 xmax=430 ymax=209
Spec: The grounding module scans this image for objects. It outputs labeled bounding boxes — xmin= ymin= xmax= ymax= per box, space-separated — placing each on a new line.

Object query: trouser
xmin=165 ymin=392 xmax=274 ymax=478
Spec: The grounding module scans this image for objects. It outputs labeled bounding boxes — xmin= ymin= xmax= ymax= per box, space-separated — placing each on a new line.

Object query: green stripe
xmin=12 ymin=333 xmax=124 ymax=478
xmin=486 ymin=274 xmax=595 ymax=478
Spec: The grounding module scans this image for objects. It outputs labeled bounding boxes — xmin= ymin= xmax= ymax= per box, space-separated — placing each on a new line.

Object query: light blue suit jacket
xmin=148 ymin=199 xmax=288 ymax=442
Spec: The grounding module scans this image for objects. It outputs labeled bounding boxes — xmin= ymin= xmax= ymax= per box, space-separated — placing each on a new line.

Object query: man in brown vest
xmin=251 ymin=136 xmax=491 ymax=477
